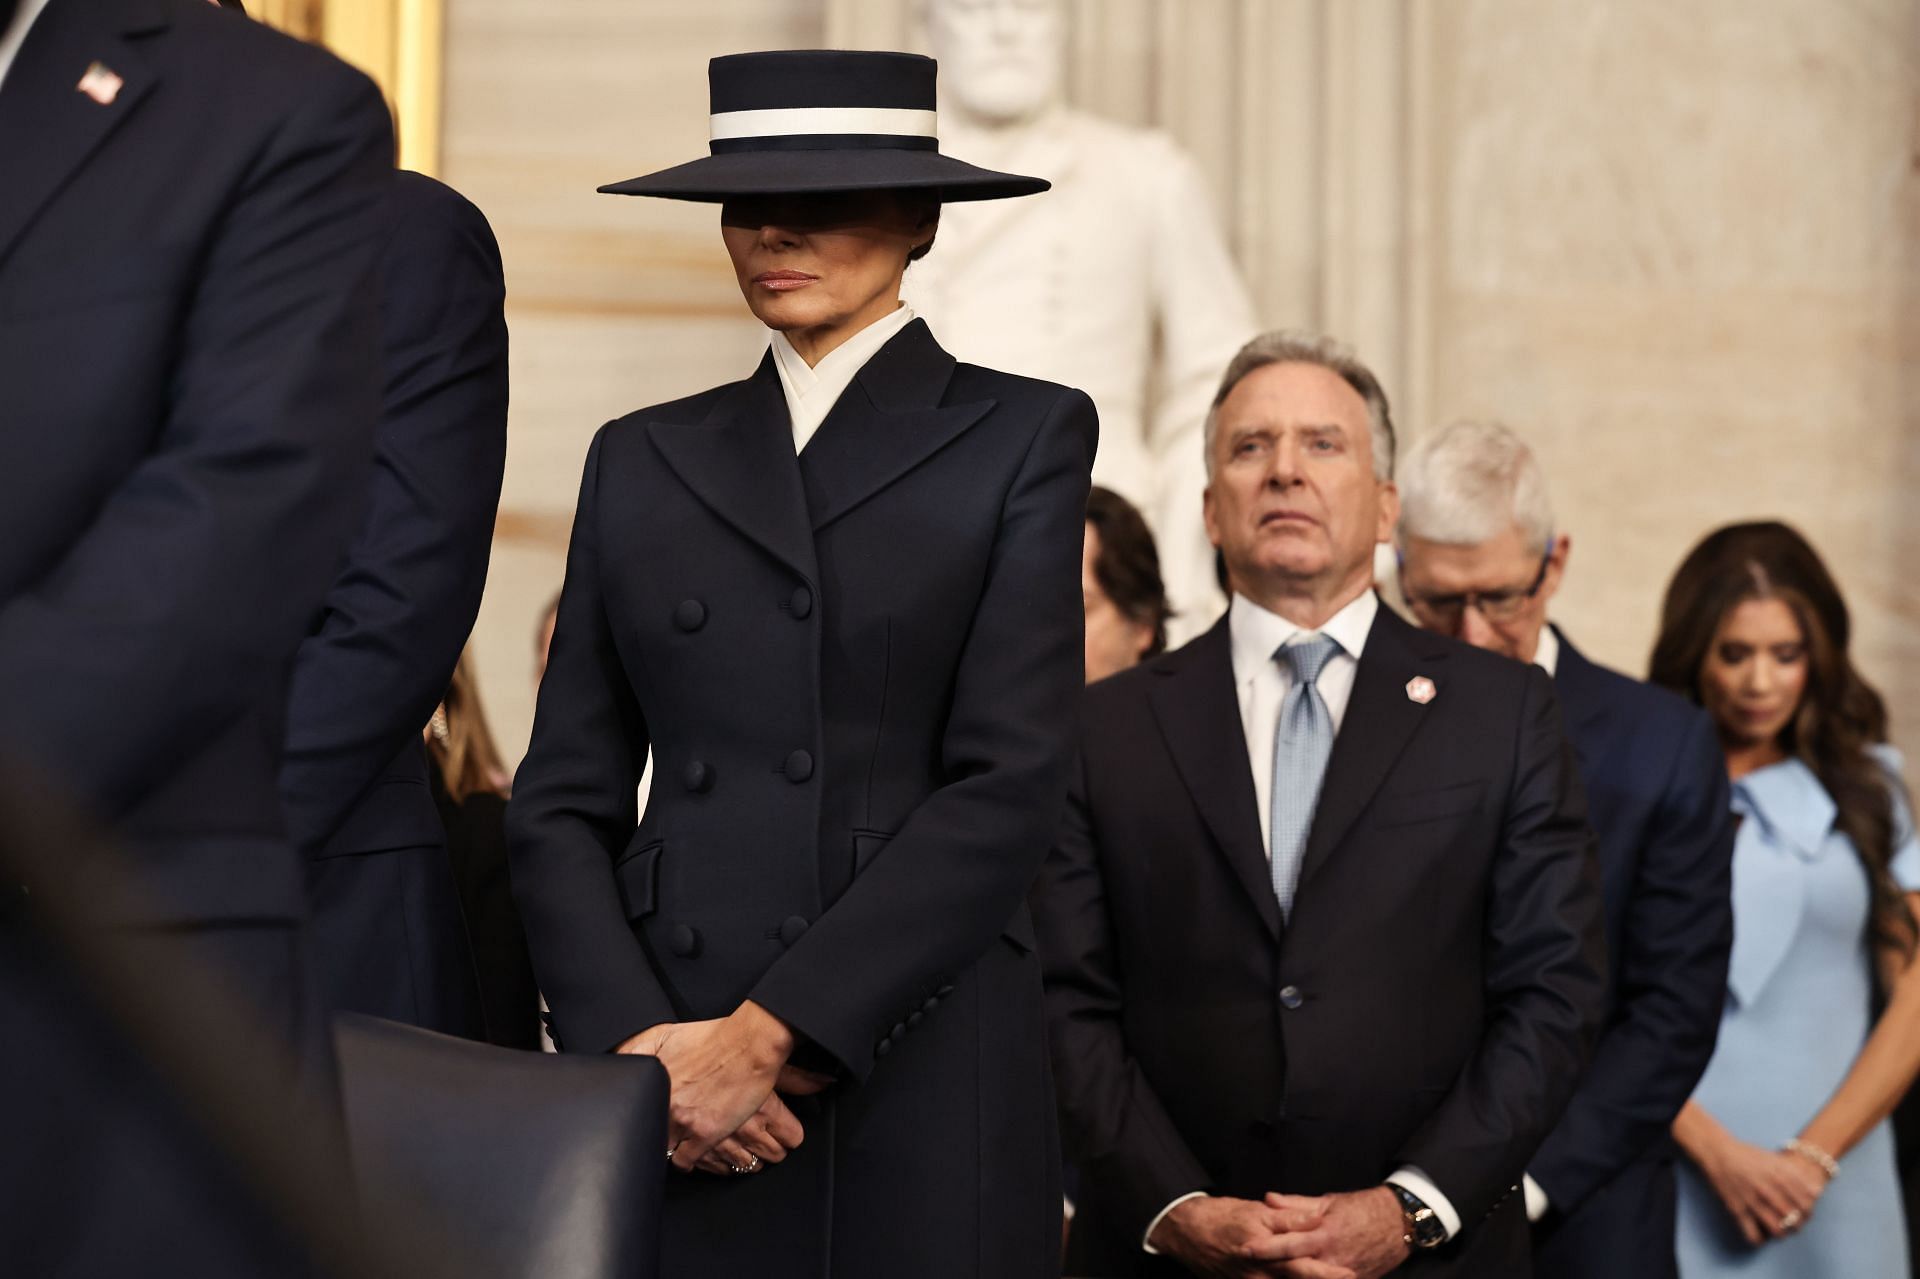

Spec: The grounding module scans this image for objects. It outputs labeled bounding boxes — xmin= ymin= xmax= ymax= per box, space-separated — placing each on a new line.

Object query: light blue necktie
xmin=1270 ymin=634 xmax=1341 ymax=921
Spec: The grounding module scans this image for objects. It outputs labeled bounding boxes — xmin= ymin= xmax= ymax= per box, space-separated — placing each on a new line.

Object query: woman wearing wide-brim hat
xmin=507 ymin=49 xmax=1096 ymax=1276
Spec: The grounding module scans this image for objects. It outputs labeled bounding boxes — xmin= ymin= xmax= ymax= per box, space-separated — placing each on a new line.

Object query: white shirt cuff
xmin=1386 ymin=1166 xmax=1461 ymax=1240
xmin=1141 ymin=1191 xmax=1210 ymax=1254
xmin=1522 ymin=1173 xmax=1550 ymax=1223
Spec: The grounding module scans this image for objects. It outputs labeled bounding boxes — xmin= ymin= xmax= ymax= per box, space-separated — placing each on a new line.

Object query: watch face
xmin=1391 ymin=1185 xmax=1447 ymax=1250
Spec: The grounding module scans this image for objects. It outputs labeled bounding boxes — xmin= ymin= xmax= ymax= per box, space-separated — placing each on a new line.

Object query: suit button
xmin=667 ymin=924 xmax=700 ymax=958
xmin=1279 ymin=984 xmax=1304 ymax=1010
xmin=778 ymin=915 xmax=809 ymax=947
xmin=874 ymin=1038 xmax=892 ymax=1058
xmin=790 ymin=586 xmax=813 ymax=619
xmin=892 ymin=1021 xmax=907 ymax=1039
xmin=922 ymin=996 xmax=939 ymax=1012
xmin=908 ymin=1011 xmax=924 ymax=1029
xmin=683 ymin=761 xmax=714 ymax=793
xmin=784 ymin=750 xmax=814 ymax=782
xmin=672 ymin=599 xmax=706 ymax=632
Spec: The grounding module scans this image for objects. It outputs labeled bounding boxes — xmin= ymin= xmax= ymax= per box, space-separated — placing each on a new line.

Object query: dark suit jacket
xmin=0 ymin=0 xmax=390 ymax=926
xmin=0 ymin=0 xmax=388 ymax=1271
xmin=1037 ymin=605 xmax=1608 ymax=1278
xmin=279 ymin=170 xmax=508 ymax=1035
xmin=508 ymin=319 xmax=1095 ymax=1278
xmin=1529 ymin=630 xmax=1734 ymax=1279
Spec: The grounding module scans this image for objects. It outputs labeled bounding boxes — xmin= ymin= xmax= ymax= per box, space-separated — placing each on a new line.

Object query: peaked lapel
xmin=646 ymin=354 xmax=819 ymax=584
xmin=1294 ymin=605 xmax=1447 ymax=900
xmin=1146 ymin=620 xmax=1282 ymax=940
xmin=797 ymin=319 xmax=995 ymax=530
xmin=0 ymin=0 xmax=165 ymax=268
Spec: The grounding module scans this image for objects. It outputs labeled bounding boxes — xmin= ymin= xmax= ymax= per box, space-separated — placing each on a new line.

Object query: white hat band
xmin=709 ymin=106 xmax=939 ymax=143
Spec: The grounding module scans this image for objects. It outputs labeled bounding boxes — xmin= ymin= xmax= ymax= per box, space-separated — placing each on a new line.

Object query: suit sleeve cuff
xmin=1387 ymin=1167 xmax=1461 ymax=1240
xmin=1522 ymin=1173 xmax=1550 ymax=1223
xmin=1142 ymin=1191 xmax=1209 ymax=1254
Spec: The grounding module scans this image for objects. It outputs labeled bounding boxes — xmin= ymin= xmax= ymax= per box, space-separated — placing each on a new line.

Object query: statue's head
xmin=922 ymin=0 xmax=1067 ymax=126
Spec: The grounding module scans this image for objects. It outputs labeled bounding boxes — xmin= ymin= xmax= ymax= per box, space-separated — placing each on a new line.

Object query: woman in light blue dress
xmin=1651 ymin=522 xmax=1920 ymax=1278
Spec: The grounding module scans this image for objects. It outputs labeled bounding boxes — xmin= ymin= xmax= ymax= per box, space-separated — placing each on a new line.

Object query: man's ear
xmin=1375 ymin=481 xmax=1401 ymax=544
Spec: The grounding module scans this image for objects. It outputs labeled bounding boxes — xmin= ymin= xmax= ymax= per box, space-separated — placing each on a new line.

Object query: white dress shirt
xmin=1229 ymin=590 xmax=1377 ymax=856
xmin=1143 ymin=587 xmax=1467 ymax=1253
xmin=769 ymin=302 xmax=917 ymax=453
xmin=0 ymin=0 xmax=53 ymax=90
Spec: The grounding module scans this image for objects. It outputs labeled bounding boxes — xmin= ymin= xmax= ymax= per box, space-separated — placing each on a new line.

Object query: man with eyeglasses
xmin=1397 ymin=420 xmax=1736 ymax=1279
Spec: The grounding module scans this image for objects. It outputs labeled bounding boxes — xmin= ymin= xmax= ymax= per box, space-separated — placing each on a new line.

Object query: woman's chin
xmin=748 ymin=296 xmax=837 ymax=333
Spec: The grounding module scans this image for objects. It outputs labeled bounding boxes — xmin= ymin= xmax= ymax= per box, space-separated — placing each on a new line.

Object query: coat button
xmin=1279 ymin=984 xmax=1304 ymax=1010
xmin=778 ymin=915 xmax=809 ymax=947
xmin=922 ymin=996 xmax=939 ymax=1012
xmin=892 ymin=1021 xmax=907 ymax=1040
xmin=789 ymin=585 xmax=813 ymax=619
xmin=672 ymin=599 xmax=706 ymax=632
xmin=667 ymin=924 xmax=700 ymax=958
xmin=874 ymin=1038 xmax=892 ymax=1058
xmin=908 ymin=1011 xmax=924 ymax=1029
xmin=683 ymin=761 xmax=714 ymax=793
xmin=935 ymin=984 xmax=954 ymax=998
xmin=784 ymin=750 xmax=813 ymax=782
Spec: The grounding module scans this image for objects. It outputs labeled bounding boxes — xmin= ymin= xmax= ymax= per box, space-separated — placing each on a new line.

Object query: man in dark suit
xmin=1395 ymin=420 xmax=1734 ymax=1279
xmin=1035 ymin=331 xmax=1607 ymax=1278
xmin=280 ymin=169 xmax=509 ymax=1039
xmin=0 ymin=0 xmax=391 ymax=1269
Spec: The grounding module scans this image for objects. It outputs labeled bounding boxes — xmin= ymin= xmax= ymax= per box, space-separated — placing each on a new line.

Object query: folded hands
xmin=618 ymin=1001 xmax=834 ymax=1177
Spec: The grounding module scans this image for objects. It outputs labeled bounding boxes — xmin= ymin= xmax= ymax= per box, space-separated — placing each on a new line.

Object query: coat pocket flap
xmin=1002 ymin=902 xmax=1037 ymax=953
xmin=614 ymin=840 xmax=662 ymax=920
xmin=853 ymin=830 xmax=892 ymax=874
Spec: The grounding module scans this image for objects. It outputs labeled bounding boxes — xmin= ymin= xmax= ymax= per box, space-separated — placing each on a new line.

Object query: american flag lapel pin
xmin=1405 ymin=676 xmax=1436 ymax=705
xmin=77 ymin=61 xmax=124 ymax=106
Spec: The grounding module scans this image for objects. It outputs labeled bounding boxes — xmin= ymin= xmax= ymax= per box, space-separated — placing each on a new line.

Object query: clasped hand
xmin=618 ymin=1001 xmax=834 ymax=1177
xmin=1698 ymin=1135 xmax=1830 ymax=1247
xmin=1151 ymin=1187 xmax=1410 ymax=1279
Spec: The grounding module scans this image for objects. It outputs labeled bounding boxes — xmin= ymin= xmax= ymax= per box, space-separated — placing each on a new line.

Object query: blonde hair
xmin=427 ymin=649 xmax=509 ymax=803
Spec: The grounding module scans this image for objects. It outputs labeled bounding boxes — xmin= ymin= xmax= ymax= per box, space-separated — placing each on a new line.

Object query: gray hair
xmin=1397 ymin=419 xmax=1555 ymax=553
xmin=1203 ymin=331 xmax=1397 ymax=482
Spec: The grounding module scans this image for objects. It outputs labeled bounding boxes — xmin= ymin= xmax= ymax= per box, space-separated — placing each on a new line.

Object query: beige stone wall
xmin=441 ymin=0 xmax=821 ymax=759
xmin=1414 ymin=0 xmax=1920 ymax=772
xmin=446 ymin=0 xmax=1920 ymax=775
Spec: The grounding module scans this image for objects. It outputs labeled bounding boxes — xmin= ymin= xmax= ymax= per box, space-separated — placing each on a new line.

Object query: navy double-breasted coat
xmin=508 ymin=318 xmax=1096 ymax=1276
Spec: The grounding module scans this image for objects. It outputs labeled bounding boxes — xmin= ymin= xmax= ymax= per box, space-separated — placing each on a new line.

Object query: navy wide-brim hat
xmin=599 ymin=50 xmax=1049 ymax=204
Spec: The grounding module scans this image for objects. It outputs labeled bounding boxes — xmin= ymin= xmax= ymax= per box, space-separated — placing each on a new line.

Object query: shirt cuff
xmin=1386 ymin=1166 xmax=1461 ymax=1240
xmin=1142 ymin=1191 xmax=1210 ymax=1254
xmin=1522 ymin=1173 xmax=1550 ymax=1223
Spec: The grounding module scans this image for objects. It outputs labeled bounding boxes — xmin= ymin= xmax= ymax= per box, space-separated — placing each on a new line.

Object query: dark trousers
xmin=0 ymin=918 xmax=344 ymax=1277
xmin=1532 ymin=1153 xmax=1680 ymax=1279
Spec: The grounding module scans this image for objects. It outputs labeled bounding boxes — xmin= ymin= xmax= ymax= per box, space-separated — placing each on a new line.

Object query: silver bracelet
xmin=1783 ymin=1137 xmax=1841 ymax=1181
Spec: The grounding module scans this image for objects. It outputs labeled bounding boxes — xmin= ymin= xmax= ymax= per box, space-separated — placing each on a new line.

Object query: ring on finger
xmin=1780 ymin=1210 xmax=1804 ymax=1231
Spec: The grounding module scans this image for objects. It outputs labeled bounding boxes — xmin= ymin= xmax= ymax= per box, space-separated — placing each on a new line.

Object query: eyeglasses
xmin=1399 ymin=540 xmax=1554 ymax=628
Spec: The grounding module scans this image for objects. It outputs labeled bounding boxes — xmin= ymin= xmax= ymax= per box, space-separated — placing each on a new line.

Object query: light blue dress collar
xmin=1731 ymin=756 xmax=1837 ymax=864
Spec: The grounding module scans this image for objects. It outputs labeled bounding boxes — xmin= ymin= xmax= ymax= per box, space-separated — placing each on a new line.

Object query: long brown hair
xmin=428 ymin=650 xmax=509 ymax=803
xmin=1649 ymin=521 xmax=1915 ymax=960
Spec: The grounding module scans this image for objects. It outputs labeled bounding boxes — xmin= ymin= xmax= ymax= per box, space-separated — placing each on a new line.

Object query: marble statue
xmin=905 ymin=0 xmax=1260 ymax=641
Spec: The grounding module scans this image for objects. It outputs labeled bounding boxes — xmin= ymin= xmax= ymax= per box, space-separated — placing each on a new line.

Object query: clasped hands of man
xmin=618 ymin=1000 xmax=835 ymax=1177
xmin=1147 ymin=1186 xmax=1412 ymax=1279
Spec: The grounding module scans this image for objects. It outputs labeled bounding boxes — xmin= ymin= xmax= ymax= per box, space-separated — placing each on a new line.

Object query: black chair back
xmin=336 ymin=1014 xmax=668 ymax=1279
